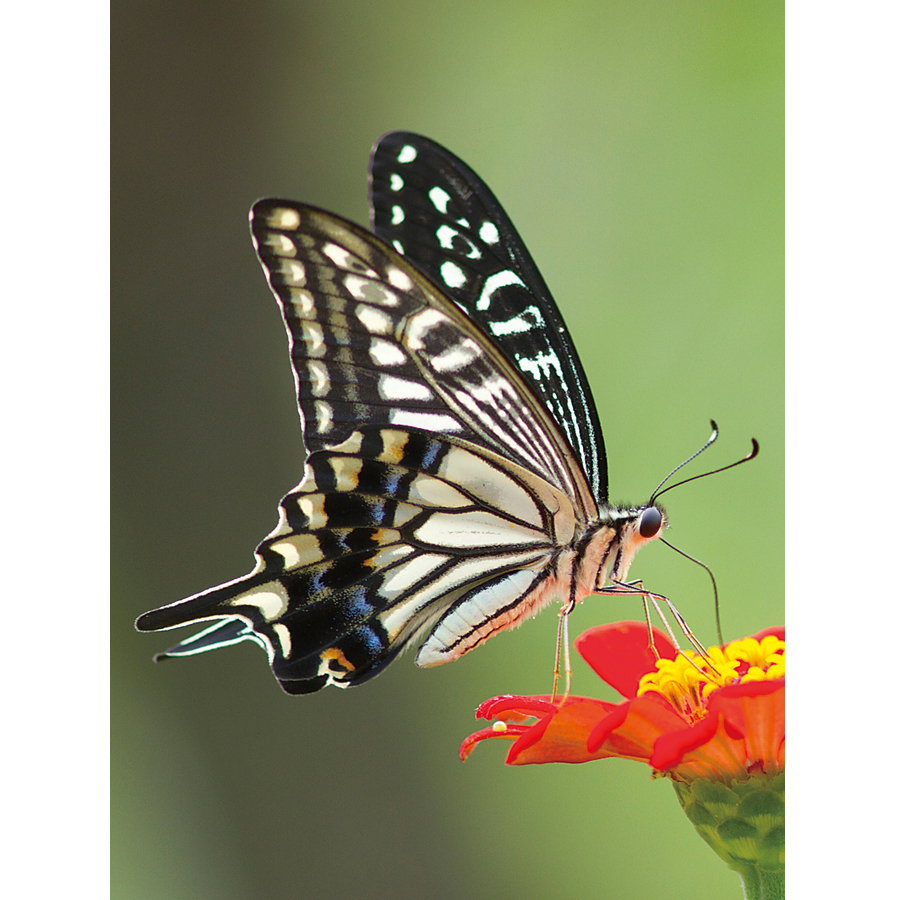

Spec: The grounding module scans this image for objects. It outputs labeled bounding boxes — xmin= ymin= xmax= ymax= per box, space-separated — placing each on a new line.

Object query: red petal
xmin=586 ymin=702 xmax=630 ymax=753
xmin=587 ymin=694 xmax=689 ymax=760
xmin=575 ymin=622 xmax=678 ymax=698
xmin=650 ymin=713 xmax=732 ymax=770
xmin=507 ymin=696 xmax=618 ymax=765
xmin=460 ymin=725 xmax=512 ymax=761
xmin=474 ymin=694 xmax=557 ymax=722
xmin=459 ymin=723 xmax=529 ymax=761
xmin=649 ymin=679 xmax=785 ymax=778
xmin=707 ymin=678 xmax=785 ymax=772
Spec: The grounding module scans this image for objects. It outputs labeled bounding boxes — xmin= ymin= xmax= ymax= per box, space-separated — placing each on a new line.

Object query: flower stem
xmin=736 ymin=864 xmax=785 ymax=900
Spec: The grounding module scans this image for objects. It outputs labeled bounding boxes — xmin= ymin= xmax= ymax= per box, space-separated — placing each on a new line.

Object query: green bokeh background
xmin=113 ymin=2 xmax=783 ymax=898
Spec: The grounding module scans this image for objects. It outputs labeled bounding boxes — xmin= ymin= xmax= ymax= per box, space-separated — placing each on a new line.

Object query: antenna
xmin=649 ymin=420 xmax=719 ymax=503
xmin=651 ymin=422 xmax=759 ymax=504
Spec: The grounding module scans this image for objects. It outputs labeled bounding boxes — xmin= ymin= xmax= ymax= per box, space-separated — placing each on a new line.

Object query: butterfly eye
xmin=638 ymin=507 xmax=663 ymax=538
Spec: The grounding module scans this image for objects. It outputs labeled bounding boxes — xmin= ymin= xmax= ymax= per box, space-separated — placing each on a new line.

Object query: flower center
xmin=637 ymin=635 xmax=785 ymax=720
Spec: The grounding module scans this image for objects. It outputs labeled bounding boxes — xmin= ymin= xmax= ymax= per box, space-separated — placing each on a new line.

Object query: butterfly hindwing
xmin=369 ymin=132 xmax=608 ymax=501
xmin=138 ymin=424 xmax=580 ymax=693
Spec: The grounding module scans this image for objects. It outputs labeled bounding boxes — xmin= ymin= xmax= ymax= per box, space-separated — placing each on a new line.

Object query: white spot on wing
xmin=406 ymin=308 xmax=451 ymax=350
xmin=390 ymin=173 xmax=404 ymax=191
xmin=429 ymin=186 xmax=452 ymax=213
xmin=301 ymin=320 xmax=325 ymax=356
xmin=369 ymin=337 xmax=407 ymax=366
xmin=272 ymin=623 xmax=291 ymax=657
xmin=264 ymin=207 xmax=301 ymax=230
xmin=298 ymin=494 xmax=327 ymax=529
xmin=268 ymin=533 xmax=324 ymax=568
xmin=436 ymin=225 xmax=457 ymax=249
xmin=323 ymin=242 xmax=374 ymax=275
xmin=286 ymin=287 xmax=315 ymax=317
xmin=440 ymin=260 xmax=466 ymax=288
xmin=262 ymin=233 xmax=296 ymax=256
xmin=376 ymin=429 xmax=410 ymax=464
xmin=391 ymin=205 xmax=405 ymax=225
xmin=314 ymin=400 xmax=333 ymax=433
xmin=398 ymin=145 xmax=417 ymax=163
xmin=344 ymin=274 xmax=399 ymax=306
xmin=308 ymin=360 xmax=330 ymax=396
xmin=479 ymin=221 xmax=500 ymax=244
xmin=378 ymin=375 xmax=434 ymax=402
xmin=229 ymin=583 xmax=289 ymax=621
xmin=386 ymin=266 xmax=413 ymax=291
xmin=488 ymin=305 xmax=545 ymax=336
xmin=388 ymin=409 xmax=462 ymax=431
xmin=356 ymin=303 xmax=393 ymax=335
xmin=279 ymin=259 xmax=306 ymax=285
xmin=429 ymin=337 xmax=482 ymax=373
xmin=329 ymin=455 xmax=364 ymax=490
xmin=329 ymin=430 xmax=365 ymax=456
xmin=436 ymin=225 xmax=480 ymax=259
xmin=476 ymin=269 xmax=526 ymax=311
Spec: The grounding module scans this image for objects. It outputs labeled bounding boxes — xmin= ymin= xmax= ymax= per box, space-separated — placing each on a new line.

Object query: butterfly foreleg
xmin=600 ymin=579 xmax=715 ymax=670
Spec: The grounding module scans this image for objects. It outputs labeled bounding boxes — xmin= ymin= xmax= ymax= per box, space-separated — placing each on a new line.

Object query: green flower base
xmin=672 ymin=771 xmax=784 ymax=900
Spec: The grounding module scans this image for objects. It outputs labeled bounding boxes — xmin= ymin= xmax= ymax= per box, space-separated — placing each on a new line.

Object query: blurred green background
xmin=112 ymin=2 xmax=782 ymax=898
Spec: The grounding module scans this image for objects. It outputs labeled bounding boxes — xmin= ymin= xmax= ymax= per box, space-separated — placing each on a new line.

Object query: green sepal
xmin=672 ymin=770 xmax=784 ymax=900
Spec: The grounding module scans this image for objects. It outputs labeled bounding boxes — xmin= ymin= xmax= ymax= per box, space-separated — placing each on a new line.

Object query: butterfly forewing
xmin=369 ymin=132 xmax=608 ymax=502
xmin=251 ymin=201 xmax=593 ymax=508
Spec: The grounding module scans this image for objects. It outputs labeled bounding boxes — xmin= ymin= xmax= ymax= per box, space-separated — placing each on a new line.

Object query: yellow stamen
xmin=637 ymin=636 xmax=785 ymax=720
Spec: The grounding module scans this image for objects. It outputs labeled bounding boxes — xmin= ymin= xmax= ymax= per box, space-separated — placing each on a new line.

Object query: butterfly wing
xmin=136 ymin=201 xmax=598 ymax=693
xmin=369 ymin=131 xmax=608 ymax=502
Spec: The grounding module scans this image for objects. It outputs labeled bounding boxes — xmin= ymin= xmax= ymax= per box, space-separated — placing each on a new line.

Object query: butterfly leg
xmin=550 ymin=606 xmax=573 ymax=702
xmin=601 ymin=580 xmax=717 ymax=670
xmin=551 ymin=581 xmax=582 ymax=702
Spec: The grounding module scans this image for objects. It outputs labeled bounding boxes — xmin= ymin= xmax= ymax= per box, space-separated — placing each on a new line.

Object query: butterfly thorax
xmin=577 ymin=503 xmax=668 ymax=601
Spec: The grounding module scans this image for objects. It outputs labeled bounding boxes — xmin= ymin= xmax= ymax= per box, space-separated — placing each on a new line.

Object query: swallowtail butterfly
xmin=136 ymin=132 xmax=671 ymax=694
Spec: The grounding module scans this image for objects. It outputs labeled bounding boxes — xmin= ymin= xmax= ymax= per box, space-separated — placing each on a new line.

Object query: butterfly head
xmin=594 ymin=502 xmax=668 ymax=590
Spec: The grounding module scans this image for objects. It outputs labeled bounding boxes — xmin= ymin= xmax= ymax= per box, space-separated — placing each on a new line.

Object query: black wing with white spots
xmin=370 ymin=132 xmax=607 ymax=502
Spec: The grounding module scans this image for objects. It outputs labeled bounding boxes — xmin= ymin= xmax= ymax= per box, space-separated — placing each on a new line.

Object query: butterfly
xmin=135 ymin=131 xmax=671 ymax=694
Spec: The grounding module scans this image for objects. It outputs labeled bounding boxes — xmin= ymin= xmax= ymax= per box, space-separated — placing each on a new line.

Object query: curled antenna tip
xmin=651 ymin=426 xmax=760 ymax=502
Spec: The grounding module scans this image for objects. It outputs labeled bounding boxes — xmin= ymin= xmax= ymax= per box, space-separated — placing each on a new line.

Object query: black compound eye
xmin=638 ymin=507 xmax=663 ymax=538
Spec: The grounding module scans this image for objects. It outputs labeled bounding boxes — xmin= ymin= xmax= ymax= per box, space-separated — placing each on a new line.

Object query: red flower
xmin=460 ymin=621 xmax=784 ymax=784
